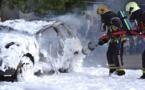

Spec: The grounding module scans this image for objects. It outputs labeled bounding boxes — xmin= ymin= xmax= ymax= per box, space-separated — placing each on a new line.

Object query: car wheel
xmin=16 ymin=53 xmax=34 ymax=81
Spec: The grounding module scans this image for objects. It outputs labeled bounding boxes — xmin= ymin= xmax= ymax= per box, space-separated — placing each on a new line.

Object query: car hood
xmin=0 ymin=33 xmax=39 ymax=71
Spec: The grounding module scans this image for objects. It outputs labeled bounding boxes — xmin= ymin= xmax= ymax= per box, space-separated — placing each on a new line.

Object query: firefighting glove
xmin=98 ymin=40 xmax=104 ymax=45
xmin=98 ymin=38 xmax=108 ymax=45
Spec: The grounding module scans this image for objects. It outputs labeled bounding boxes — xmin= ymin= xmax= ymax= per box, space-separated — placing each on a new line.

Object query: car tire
xmin=16 ymin=53 xmax=34 ymax=81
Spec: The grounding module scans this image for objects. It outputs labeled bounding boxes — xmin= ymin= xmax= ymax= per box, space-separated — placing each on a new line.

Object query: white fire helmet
xmin=125 ymin=2 xmax=140 ymax=15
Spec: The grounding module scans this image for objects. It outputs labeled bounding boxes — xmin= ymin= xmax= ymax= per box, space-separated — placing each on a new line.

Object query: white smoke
xmin=56 ymin=14 xmax=83 ymax=26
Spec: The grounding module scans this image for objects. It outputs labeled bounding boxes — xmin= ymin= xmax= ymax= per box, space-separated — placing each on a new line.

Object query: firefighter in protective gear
xmin=97 ymin=5 xmax=126 ymax=76
xmin=125 ymin=1 xmax=145 ymax=33
xmin=125 ymin=2 xmax=145 ymax=79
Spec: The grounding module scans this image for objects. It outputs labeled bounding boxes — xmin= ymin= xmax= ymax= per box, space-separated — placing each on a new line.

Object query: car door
xmin=36 ymin=26 xmax=64 ymax=60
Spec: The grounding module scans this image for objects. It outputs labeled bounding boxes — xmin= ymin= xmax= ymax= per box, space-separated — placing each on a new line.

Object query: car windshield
xmin=57 ymin=24 xmax=72 ymax=38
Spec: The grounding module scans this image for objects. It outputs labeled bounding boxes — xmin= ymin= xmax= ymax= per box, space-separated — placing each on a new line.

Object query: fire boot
xmin=109 ymin=65 xmax=116 ymax=75
xmin=116 ymin=67 xmax=125 ymax=76
xmin=140 ymin=70 xmax=145 ymax=79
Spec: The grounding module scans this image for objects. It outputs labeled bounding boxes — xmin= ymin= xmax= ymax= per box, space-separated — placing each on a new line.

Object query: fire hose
xmin=82 ymin=30 xmax=145 ymax=55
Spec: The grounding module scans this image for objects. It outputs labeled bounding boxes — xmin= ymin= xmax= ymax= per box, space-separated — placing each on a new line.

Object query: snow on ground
xmin=0 ymin=67 xmax=145 ymax=90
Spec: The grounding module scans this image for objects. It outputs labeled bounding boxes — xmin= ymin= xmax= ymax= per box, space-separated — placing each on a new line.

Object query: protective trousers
xmin=107 ymin=42 xmax=124 ymax=68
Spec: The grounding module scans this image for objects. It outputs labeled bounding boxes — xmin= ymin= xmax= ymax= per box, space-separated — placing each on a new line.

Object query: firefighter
xmin=97 ymin=5 xmax=126 ymax=76
xmin=125 ymin=1 xmax=145 ymax=79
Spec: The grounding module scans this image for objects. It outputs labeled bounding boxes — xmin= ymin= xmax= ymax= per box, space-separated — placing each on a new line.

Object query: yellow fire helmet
xmin=125 ymin=2 xmax=140 ymax=15
xmin=97 ymin=5 xmax=110 ymax=14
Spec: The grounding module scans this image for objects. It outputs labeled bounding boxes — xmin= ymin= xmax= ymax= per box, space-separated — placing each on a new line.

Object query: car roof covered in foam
xmin=0 ymin=19 xmax=56 ymax=35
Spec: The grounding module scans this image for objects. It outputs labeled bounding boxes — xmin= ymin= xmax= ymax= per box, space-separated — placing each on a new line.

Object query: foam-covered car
xmin=0 ymin=19 xmax=85 ymax=81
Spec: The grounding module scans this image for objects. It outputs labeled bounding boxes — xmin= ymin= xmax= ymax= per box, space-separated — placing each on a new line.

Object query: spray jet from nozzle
xmin=82 ymin=41 xmax=99 ymax=55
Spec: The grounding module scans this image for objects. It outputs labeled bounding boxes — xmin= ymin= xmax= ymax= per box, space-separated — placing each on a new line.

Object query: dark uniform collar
xmin=130 ymin=9 xmax=144 ymax=21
